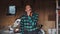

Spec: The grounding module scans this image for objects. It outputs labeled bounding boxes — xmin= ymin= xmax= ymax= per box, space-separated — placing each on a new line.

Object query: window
xmin=7 ymin=5 xmax=16 ymax=16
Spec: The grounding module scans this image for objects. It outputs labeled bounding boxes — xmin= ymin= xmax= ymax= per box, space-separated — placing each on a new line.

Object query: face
xmin=25 ymin=5 xmax=32 ymax=13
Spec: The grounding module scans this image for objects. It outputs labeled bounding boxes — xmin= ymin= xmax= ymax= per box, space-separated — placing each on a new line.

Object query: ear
xmin=25 ymin=9 xmax=26 ymax=11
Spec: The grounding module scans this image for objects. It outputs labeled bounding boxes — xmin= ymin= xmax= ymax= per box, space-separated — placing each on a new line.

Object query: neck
xmin=27 ymin=12 xmax=30 ymax=16
xmin=27 ymin=12 xmax=32 ymax=16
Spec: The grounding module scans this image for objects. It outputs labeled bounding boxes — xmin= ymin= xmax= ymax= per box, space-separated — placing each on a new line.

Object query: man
xmin=20 ymin=4 xmax=39 ymax=34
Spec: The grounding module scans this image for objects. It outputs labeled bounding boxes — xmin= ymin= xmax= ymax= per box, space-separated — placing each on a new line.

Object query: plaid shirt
xmin=20 ymin=12 xmax=38 ymax=34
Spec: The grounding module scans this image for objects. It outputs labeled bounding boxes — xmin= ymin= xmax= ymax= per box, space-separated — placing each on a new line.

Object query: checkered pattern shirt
xmin=20 ymin=12 xmax=38 ymax=34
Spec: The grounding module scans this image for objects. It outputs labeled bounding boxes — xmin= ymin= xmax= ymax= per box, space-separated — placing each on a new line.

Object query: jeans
xmin=24 ymin=29 xmax=38 ymax=34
